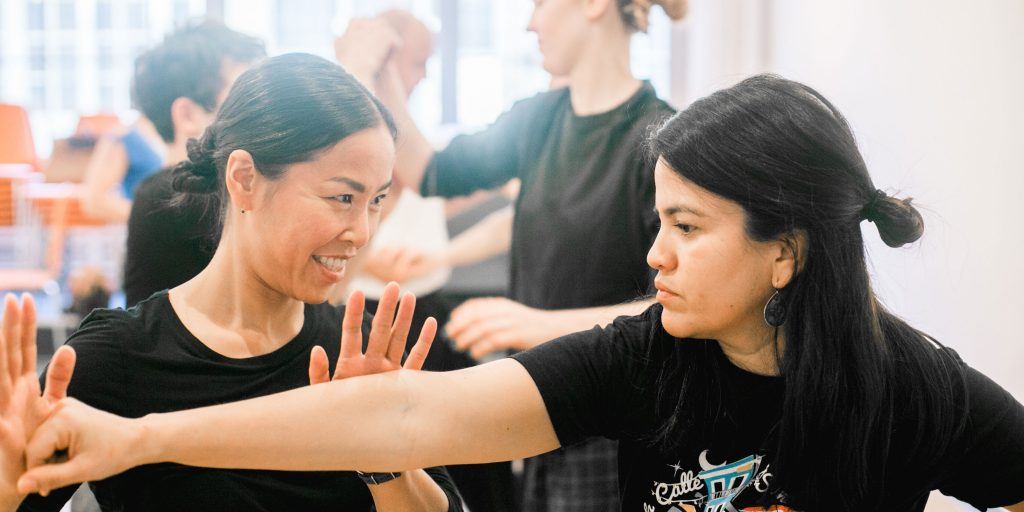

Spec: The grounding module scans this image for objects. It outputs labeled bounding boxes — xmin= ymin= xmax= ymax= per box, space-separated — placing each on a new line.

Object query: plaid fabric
xmin=522 ymin=437 xmax=620 ymax=512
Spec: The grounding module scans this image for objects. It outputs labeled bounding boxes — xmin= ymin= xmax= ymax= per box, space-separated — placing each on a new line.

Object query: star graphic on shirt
xmin=668 ymin=461 xmax=684 ymax=477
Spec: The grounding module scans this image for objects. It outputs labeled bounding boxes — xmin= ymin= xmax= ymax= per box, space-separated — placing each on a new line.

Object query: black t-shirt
xmin=123 ymin=167 xmax=217 ymax=307
xmin=512 ymin=304 xmax=1024 ymax=511
xmin=20 ymin=293 xmax=462 ymax=512
xmin=422 ymin=83 xmax=674 ymax=309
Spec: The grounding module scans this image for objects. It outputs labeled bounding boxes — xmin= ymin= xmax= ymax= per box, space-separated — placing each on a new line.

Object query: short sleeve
xmin=511 ymin=305 xmax=663 ymax=446
xmin=936 ymin=361 xmax=1024 ymax=509
xmin=20 ymin=310 xmax=132 ymax=511
xmin=421 ymin=91 xmax=564 ymax=198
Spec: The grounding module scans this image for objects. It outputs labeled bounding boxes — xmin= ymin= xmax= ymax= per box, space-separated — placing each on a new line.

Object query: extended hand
xmin=0 ymin=294 xmax=75 ymax=504
xmin=446 ymin=298 xmax=558 ymax=359
xmin=308 ymin=283 xmax=436 ymax=385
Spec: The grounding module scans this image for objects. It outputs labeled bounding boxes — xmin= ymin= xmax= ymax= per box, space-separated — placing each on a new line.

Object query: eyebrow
xmin=329 ymin=177 xmax=393 ymax=194
xmin=659 ymin=205 xmax=706 ymax=217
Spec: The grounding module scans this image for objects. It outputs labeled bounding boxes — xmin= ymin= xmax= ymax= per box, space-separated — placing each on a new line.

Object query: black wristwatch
xmin=355 ymin=471 xmax=403 ymax=485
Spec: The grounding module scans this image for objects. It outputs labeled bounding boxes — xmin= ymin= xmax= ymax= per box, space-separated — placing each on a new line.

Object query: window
xmin=96 ymin=1 xmax=113 ymax=29
xmin=27 ymin=1 xmax=44 ymax=30
xmin=128 ymin=1 xmax=147 ymax=29
xmin=29 ymin=44 xmax=46 ymax=71
xmin=30 ymin=80 xmax=46 ymax=110
xmin=97 ymin=44 xmax=113 ymax=71
xmin=173 ymin=0 xmax=190 ymax=26
xmin=58 ymin=0 xmax=75 ymax=30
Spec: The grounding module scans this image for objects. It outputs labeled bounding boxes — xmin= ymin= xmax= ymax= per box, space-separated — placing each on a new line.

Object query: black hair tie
xmin=862 ymin=189 xmax=887 ymax=223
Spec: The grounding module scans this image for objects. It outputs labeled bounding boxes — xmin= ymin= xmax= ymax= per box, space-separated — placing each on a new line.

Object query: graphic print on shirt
xmin=645 ymin=450 xmax=794 ymax=512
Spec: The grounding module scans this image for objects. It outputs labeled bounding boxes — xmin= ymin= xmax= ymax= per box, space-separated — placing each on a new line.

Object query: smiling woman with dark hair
xmin=1 ymin=53 xmax=462 ymax=512
xmin=8 ymin=75 xmax=1024 ymax=512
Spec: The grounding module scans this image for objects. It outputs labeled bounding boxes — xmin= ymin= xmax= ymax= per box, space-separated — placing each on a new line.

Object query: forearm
xmin=526 ymin=298 xmax=655 ymax=350
xmin=136 ymin=362 xmax=557 ymax=472
xmin=445 ymin=206 xmax=513 ymax=267
xmin=368 ymin=469 xmax=449 ymax=512
xmin=385 ymin=98 xmax=433 ymax=191
xmin=82 ymin=193 xmax=130 ymax=223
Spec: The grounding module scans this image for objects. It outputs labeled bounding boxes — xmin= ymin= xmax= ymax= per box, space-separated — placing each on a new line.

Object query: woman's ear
xmin=772 ymin=230 xmax=808 ymax=289
xmin=583 ymin=0 xmax=615 ymax=21
xmin=224 ymin=149 xmax=257 ymax=212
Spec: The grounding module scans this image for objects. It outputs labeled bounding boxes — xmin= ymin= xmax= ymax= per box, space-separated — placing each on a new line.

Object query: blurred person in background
xmin=79 ymin=117 xmax=163 ymax=223
xmin=335 ymin=0 xmax=688 ymax=509
xmin=121 ymin=20 xmax=265 ymax=307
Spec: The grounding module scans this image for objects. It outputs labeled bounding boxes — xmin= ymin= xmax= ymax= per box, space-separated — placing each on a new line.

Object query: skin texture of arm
xmin=80 ymin=137 xmax=131 ymax=223
xmin=19 ymin=358 xmax=559 ymax=495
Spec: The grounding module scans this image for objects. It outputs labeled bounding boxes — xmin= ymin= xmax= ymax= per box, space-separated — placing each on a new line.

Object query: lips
xmin=654 ymin=281 xmax=680 ymax=300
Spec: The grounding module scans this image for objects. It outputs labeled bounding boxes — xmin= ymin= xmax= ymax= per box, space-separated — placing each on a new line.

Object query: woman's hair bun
xmin=171 ymin=132 xmax=219 ymax=194
xmin=621 ymin=0 xmax=688 ymax=32
xmin=653 ymin=0 xmax=688 ymax=21
xmin=862 ymin=190 xmax=924 ymax=248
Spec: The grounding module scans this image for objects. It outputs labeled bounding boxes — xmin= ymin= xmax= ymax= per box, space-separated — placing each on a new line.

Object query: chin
xmin=659 ymin=308 xmax=695 ymax=339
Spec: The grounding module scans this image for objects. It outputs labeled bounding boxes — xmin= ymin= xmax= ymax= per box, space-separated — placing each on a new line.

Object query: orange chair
xmin=0 ymin=164 xmax=41 ymax=227
xmin=0 ymin=104 xmax=41 ymax=171
xmin=74 ymin=113 xmax=123 ymax=138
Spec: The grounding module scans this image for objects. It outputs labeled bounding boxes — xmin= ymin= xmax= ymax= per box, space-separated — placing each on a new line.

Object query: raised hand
xmin=309 ymin=283 xmax=436 ymax=385
xmin=446 ymin=297 xmax=557 ymax=359
xmin=333 ymin=18 xmax=402 ymax=88
xmin=0 ymin=294 xmax=75 ymax=506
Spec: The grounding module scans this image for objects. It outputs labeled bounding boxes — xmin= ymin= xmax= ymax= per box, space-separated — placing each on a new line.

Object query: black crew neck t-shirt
xmin=422 ymin=83 xmax=674 ymax=309
xmin=512 ymin=304 xmax=1024 ymax=511
xmin=124 ymin=167 xmax=218 ymax=307
xmin=20 ymin=293 xmax=462 ymax=512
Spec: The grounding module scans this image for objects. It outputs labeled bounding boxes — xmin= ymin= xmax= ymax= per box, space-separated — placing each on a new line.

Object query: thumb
xmin=308 ymin=346 xmax=330 ymax=385
xmin=18 ymin=459 xmax=89 ymax=497
xmin=44 ymin=346 xmax=76 ymax=402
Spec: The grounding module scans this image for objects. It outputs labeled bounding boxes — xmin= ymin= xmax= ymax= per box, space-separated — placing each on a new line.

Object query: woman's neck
xmin=567 ymin=31 xmax=641 ymax=116
xmin=170 ymin=235 xmax=305 ymax=358
xmin=716 ymin=318 xmax=783 ymax=376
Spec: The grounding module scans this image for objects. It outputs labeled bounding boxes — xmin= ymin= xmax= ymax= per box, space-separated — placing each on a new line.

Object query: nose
xmin=526 ymin=6 xmax=538 ymax=33
xmin=646 ymin=227 xmax=674 ymax=272
xmin=340 ymin=208 xmax=373 ymax=249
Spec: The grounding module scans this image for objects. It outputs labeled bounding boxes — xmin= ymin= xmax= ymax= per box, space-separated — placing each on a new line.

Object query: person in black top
xmin=14 ymin=76 xmax=1024 ymax=511
xmin=123 ymin=21 xmax=266 ymax=307
xmin=335 ymin=1 xmax=687 ymax=509
xmin=3 ymin=54 xmax=463 ymax=511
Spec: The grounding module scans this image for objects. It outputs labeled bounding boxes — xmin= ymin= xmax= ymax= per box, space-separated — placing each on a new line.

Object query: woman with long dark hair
xmin=0 ymin=53 xmax=462 ymax=512
xmin=12 ymin=75 xmax=1024 ymax=511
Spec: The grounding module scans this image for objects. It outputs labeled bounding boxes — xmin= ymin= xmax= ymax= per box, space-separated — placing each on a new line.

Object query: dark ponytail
xmin=647 ymin=74 xmax=966 ymax=510
xmin=166 ymin=52 xmax=396 ymax=241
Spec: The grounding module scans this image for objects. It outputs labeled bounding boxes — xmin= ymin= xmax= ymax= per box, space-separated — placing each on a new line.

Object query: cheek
xmin=664 ymin=236 xmax=769 ymax=336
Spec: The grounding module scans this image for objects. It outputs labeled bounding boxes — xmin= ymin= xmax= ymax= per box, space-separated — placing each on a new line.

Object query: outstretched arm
xmin=19 ymin=302 xmax=559 ymax=496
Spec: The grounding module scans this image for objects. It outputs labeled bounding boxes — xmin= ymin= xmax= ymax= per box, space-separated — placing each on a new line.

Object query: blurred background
xmin=0 ymin=1 xmax=1020 ymax=510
